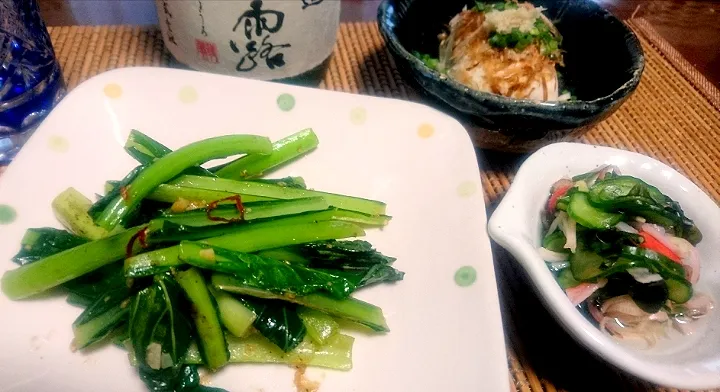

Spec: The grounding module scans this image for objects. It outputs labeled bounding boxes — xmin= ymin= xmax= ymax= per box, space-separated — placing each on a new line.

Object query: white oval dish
xmin=487 ymin=142 xmax=720 ymax=390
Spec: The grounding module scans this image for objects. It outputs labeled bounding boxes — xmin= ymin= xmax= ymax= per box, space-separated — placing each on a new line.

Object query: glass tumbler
xmin=0 ymin=0 xmax=65 ymax=164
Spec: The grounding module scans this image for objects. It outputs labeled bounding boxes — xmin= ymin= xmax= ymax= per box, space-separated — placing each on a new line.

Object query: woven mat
xmin=3 ymin=19 xmax=719 ymax=392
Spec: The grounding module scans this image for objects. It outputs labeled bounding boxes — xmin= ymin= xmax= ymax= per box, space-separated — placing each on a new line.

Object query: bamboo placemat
xmin=2 ymin=20 xmax=719 ymax=392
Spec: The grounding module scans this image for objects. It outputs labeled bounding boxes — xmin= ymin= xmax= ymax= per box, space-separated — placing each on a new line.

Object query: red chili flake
xmin=120 ymin=186 xmax=130 ymax=201
xmin=126 ymin=226 xmax=150 ymax=258
xmin=206 ymin=195 xmax=245 ymax=223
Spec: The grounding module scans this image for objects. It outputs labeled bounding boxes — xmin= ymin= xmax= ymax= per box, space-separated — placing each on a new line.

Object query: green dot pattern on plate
xmin=277 ymin=93 xmax=295 ymax=111
xmin=0 ymin=205 xmax=17 ymax=225
xmin=454 ymin=266 xmax=477 ymax=287
xmin=349 ymin=107 xmax=367 ymax=125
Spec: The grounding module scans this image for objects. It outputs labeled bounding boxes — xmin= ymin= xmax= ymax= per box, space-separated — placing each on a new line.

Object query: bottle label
xmin=156 ymin=0 xmax=340 ymax=80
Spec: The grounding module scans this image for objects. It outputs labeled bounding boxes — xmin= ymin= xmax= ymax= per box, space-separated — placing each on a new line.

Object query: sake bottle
xmin=155 ymin=0 xmax=340 ymax=86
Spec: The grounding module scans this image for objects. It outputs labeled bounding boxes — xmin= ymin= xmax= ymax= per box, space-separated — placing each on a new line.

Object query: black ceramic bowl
xmin=378 ymin=0 xmax=645 ymax=152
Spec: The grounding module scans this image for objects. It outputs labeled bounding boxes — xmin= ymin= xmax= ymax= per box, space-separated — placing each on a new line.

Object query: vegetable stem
xmin=95 ymin=135 xmax=273 ymax=231
xmin=52 ymin=188 xmax=110 ymax=240
xmin=212 ymin=274 xmax=389 ymax=332
xmin=175 ymin=268 xmax=229 ymax=371
xmin=258 ymin=208 xmax=391 ymax=227
xmin=124 ymin=220 xmax=366 ymax=277
xmin=178 ymin=242 xmax=358 ymax=299
xmin=209 ymin=287 xmax=256 ymax=338
xmin=124 ymin=129 xmax=215 ymax=177
xmin=2 ymin=226 xmax=146 ymax=299
xmin=119 ymin=183 xmax=270 ymax=204
xmin=298 ymin=308 xmax=339 ymax=345
xmin=161 ymin=197 xmax=329 ymax=226
xmin=180 ymin=333 xmax=354 ymax=370
xmin=169 ymin=175 xmax=386 ymax=216
xmin=214 ymin=129 xmax=319 ymax=179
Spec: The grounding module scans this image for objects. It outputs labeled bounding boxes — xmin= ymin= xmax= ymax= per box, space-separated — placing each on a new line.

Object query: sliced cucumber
xmin=570 ymin=250 xmax=605 ymax=281
xmin=543 ymin=231 xmax=568 ymax=253
xmin=665 ymin=278 xmax=693 ymax=304
xmin=556 ymin=268 xmax=581 ymax=289
xmin=567 ymin=192 xmax=622 ymax=230
xmin=555 ymin=195 xmax=570 ymax=212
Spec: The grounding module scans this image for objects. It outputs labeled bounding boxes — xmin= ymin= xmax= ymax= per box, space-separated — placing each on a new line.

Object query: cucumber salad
xmin=1 ymin=129 xmax=403 ymax=391
xmin=539 ymin=166 xmax=713 ymax=346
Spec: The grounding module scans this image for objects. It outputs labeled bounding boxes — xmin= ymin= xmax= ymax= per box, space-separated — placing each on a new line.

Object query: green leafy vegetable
xmin=72 ymin=288 xmax=130 ymax=350
xmin=129 ymin=274 xmax=193 ymax=371
xmin=178 ymin=242 xmax=357 ymax=299
xmin=569 ymin=249 xmax=605 ymax=281
xmin=291 ymin=240 xmax=395 ymax=267
xmin=289 ymin=240 xmax=405 ymax=289
xmin=125 ymin=220 xmax=365 ymax=278
xmin=63 ymin=261 xmax=128 ymax=307
xmin=473 ymin=1 xmax=518 ymax=12
xmin=489 ymin=28 xmax=535 ymax=52
xmin=212 ymin=274 xmax=389 ymax=332
xmin=12 ymin=227 xmax=88 ymax=266
xmin=139 ymin=364 xmax=227 ymax=392
xmin=484 ymin=15 xmax=563 ymax=61
xmin=2 ymin=129 xmax=402 ymax=392
xmin=239 ymin=297 xmax=307 ymax=352
xmin=588 ymin=176 xmax=702 ymax=243
xmin=412 ymin=51 xmax=440 ymax=70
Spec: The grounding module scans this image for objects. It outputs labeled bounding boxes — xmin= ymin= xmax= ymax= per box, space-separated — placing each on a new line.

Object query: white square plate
xmin=0 ymin=68 xmax=509 ymax=392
